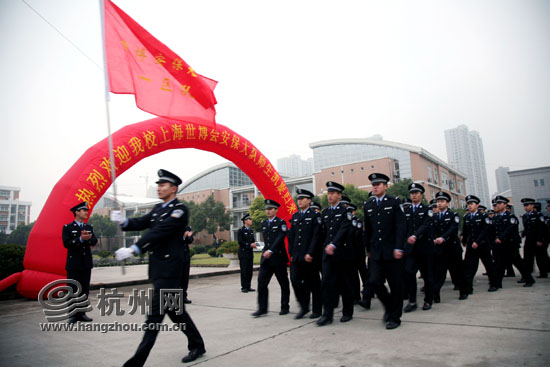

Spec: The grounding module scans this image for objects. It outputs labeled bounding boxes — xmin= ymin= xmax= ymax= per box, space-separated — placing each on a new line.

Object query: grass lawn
xmin=190 ymin=253 xmax=262 ymax=266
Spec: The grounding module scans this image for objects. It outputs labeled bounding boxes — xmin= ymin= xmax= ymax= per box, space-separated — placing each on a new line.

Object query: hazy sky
xmin=1 ymin=0 xmax=549 ymax=221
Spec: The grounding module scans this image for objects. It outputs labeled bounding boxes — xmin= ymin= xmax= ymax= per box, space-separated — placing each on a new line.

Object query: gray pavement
xmin=0 ymin=268 xmax=549 ymax=367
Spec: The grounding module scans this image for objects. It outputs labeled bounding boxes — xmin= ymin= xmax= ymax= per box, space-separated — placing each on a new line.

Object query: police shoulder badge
xmin=485 ymin=218 xmax=491 ymax=224
xmin=511 ymin=217 xmax=516 ymax=224
xmin=357 ymin=222 xmax=362 ymax=229
xmin=347 ymin=212 xmax=353 ymax=220
xmin=352 ymin=219 xmax=357 ymax=227
xmin=428 ymin=210 xmax=433 ymax=217
xmin=541 ymin=216 xmax=545 ymax=222
xmin=281 ymin=224 xmax=287 ymax=232
xmin=454 ymin=215 xmax=460 ymax=224
xmin=317 ymin=217 xmax=322 ymax=224
xmin=171 ymin=209 xmax=184 ymax=218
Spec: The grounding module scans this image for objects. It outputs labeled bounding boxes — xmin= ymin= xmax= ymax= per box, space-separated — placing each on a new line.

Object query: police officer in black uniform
xmin=363 ymin=173 xmax=406 ymax=330
xmin=462 ymin=195 xmax=498 ymax=293
xmin=403 ymin=183 xmax=434 ymax=312
xmin=113 ymin=169 xmax=205 ymax=365
xmin=252 ymin=200 xmax=290 ymax=317
xmin=521 ymin=198 xmax=548 ymax=279
xmin=347 ymin=203 xmax=369 ymax=307
xmin=62 ymin=201 xmax=97 ymax=323
xmin=238 ymin=213 xmax=256 ymax=293
xmin=288 ymin=188 xmax=322 ymax=319
xmin=493 ymin=196 xmax=535 ymax=287
xmin=317 ymin=182 xmax=355 ymax=326
xmin=431 ymin=191 xmax=469 ymax=301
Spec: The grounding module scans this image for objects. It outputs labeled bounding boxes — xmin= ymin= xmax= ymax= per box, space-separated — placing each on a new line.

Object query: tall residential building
xmin=495 ymin=166 xmax=511 ymax=194
xmin=277 ymin=154 xmax=313 ymax=178
xmin=0 ymin=186 xmax=32 ymax=234
xmin=444 ymin=125 xmax=491 ymax=206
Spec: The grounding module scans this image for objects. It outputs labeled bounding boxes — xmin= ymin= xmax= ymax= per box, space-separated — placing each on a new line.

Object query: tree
xmin=5 ymin=222 xmax=34 ymax=246
xmin=249 ymin=195 xmax=267 ymax=233
xmin=183 ymin=196 xmax=231 ymax=235
xmin=0 ymin=231 xmax=8 ymax=245
xmin=386 ymin=178 xmax=413 ymax=200
xmin=87 ymin=214 xmax=118 ymax=247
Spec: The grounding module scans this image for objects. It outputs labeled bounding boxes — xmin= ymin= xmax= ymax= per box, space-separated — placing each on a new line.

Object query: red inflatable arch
xmin=0 ymin=118 xmax=296 ymax=299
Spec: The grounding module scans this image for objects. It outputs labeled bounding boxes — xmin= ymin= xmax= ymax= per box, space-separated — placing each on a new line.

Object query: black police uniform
xmin=522 ymin=210 xmax=548 ymax=278
xmin=403 ymin=202 xmax=434 ymax=307
xmin=62 ymin=218 xmax=98 ymax=320
xmin=462 ymin=211 xmax=498 ymax=292
xmin=432 ymin=209 xmax=468 ymax=299
xmin=350 ymin=212 xmax=369 ymax=303
xmin=363 ymin=194 xmax=406 ymax=326
xmin=319 ymin=202 xmax=355 ymax=321
xmin=493 ymin=211 xmax=535 ymax=286
xmin=237 ymin=223 xmax=255 ymax=291
xmin=121 ymin=198 xmax=204 ymax=367
xmin=181 ymin=225 xmax=193 ymax=301
xmin=288 ymin=207 xmax=322 ymax=315
xmin=256 ymin=216 xmax=290 ymax=314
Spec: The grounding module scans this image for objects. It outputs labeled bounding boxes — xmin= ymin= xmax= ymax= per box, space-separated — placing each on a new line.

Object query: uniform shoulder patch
xmin=352 ymin=219 xmax=357 ymax=227
xmin=485 ymin=218 xmax=491 ymax=224
xmin=357 ymin=222 xmax=362 ymax=229
xmin=347 ymin=212 xmax=353 ymax=220
xmin=541 ymin=216 xmax=545 ymax=222
xmin=281 ymin=224 xmax=287 ymax=232
xmin=428 ymin=210 xmax=433 ymax=217
xmin=510 ymin=217 xmax=516 ymax=224
xmin=171 ymin=209 xmax=184 ymax=218
xmin=455 ymin=216 xmax=460 ymax=224
xmin=317 ymin=217 xmax=322 ymax=224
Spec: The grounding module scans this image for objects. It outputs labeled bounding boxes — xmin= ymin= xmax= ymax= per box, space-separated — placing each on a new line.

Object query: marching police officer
xmin=363 ymin=173 xmax=406 ymax=330
xmin=462 ymin=195 xmax=498 ymax=293
xmin=493 ymin=196 xmax=535 ymax=287
xmin=521 ymin=198 xmax=548 ymax=279
xmin=252 ymin=200 xmax=290 ymax=317
xmin=431 ymin=191 xmax=469 ymax=301
xmin=62 ymin=201 xmax=97 ymax=323
xmin=237 ymin=213 xmax=256 ymax=293
xmin=113 ymin=169 xmax=205 ymax=365
xmin=317 ymin=182 xmax=355 ymax=326
xmin=403 ymin=183 xmax=434 ymax=312
xmin=288 ymin=188 xmax=322 ymax=319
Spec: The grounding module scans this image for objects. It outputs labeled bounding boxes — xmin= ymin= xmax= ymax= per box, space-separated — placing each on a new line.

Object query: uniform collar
xmin=161 ymin=198 xmax=177 ymax=208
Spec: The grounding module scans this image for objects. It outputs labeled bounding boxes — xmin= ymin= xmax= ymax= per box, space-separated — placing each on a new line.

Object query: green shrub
xmin=0 ymin=244 xmax=26 ymax=279
xmin=193 ymin=245 xmax=206 ymax=254
xmin=216 ymin=240 xmax=239 ymax=255
xmin=189 ymin=248 xmax=196 ymax=258
xmin=207 ymin=248 xmax=217 ymax=257
xmin=95 ymin=250 xmax=113 ymax=258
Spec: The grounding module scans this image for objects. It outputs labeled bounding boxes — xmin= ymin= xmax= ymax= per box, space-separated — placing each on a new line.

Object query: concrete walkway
xmin=0 ymin=269 xmax=549 ymax=367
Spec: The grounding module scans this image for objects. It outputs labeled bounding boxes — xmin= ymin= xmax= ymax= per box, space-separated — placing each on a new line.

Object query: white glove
xmin=110 ymin=210 xmax=125 ymax=224
xmin=115 ymin=247 xmax=134 ymax=261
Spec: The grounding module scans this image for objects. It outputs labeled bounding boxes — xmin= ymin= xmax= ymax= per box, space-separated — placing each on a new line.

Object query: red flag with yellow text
xmin=104 ymin=0 xmax=217 ymax=127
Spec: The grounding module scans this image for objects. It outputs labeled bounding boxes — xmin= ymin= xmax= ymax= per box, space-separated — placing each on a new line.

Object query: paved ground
xmin=0 ymin=269 xmax=549 ymax=367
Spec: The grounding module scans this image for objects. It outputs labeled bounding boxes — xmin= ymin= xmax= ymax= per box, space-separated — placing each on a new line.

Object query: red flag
xmin=104 ymin=0 xmax=217 ymax=127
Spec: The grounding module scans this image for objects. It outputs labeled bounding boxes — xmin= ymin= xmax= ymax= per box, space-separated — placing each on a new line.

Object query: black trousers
xmin=433 ymin=245 xmax=468 ymax=297
xmin=239 ymin=254 xmax=254 ymax=290
xmin=524 ymin=241 xmax=550 ymax=276
xmin=492 ymin=242 xmax=504 ymax=288
xmin=257 ymin=262 xmax=290 ymax=313
xmin=181 ymin=257 xmax=191 ymax=298
xmin=353 ymin=253 xmax=369 ymax=301
xmin=67 ymin=268 xmax=91 ymax=319
xmin=404 ymin=246 xmax=434 ymax=304
xmin=464 ymin=244 xmax=497 ymax=291
xmin=124 ymin=278 xmax=204 ymax=367
xmin=367 ymin=257 xmax=404 ymax=323
xmin=321 ymin=256 xmax=355 ymax=318
xmin=502 ymin=244 xmax=535 ymax=283
xmin=290 ymin=260 xmax=322 ymax=314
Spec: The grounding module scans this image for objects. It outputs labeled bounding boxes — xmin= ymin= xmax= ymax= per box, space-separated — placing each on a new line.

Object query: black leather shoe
xmin=433 ymin=295 xmax=440 ymax=304
xmin=488 ymin=286 xmax=498 ymax=292
xmin=340 ymin=315 xmax=353 ymax=322
xmin=358 ymin=298 xmax=371 ymax=309
xmin=523 ymin=281 xmax=535 ymax=287
xmin=467 ymin=288 xmax=474 ymax=295
xmin=182 ymin=348 xmax=206 ymax=363
xmin=67 ymin=316 xmax=78 ymax=324
xmin=309 ymin=312 xmax=321 ymax=319
xmin=422 ymin=302 xmax=432 ymax=310
xmin=404 ymin=303 xmax=417 ymax=313
xmin=80 ymin=314 xmax=93 ymax=322
xmin=383 ymin=312 xmax=390 ymax=323
xmin=386 ymin=321 xmax=400 ymax=330
xmin=517 ymin=278 xmax=526 ymax=284
xmin=183 ymin=298 xmax=192 ymax=304
xmin=247 ymin=288 xmax=256 ymax=292
xmin=279 ymin=309 xmax=289 ymax=315
xmin=316 ymin=316 xmax=333 ymax=326
xmin=252 ymin=310 xmax=267 ymax=317
xmin=241 ymin=288 xmax=249 ymax=293
xmin=458 ymin=294 xmax=468 ymax=300
xmin=295 ymin=309 xmax=309 ymax=319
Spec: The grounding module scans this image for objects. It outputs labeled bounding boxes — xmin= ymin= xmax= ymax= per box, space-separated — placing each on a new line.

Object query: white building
xmin=277 ymin=154 xmax=313 ymax=178
xmin=508 ymin=166 xmax=550 ymax=217
xmin=444 ymin=125 xmax=491 ymax=206
xmin=0 ymin=186 xmax=32 ymax=234
xmin=495 ymin=166 xmax=511 ymax=194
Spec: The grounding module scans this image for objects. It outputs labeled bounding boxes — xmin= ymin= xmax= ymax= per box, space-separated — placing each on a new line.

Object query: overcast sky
xmin=1 ymin=0 xmax=549 ymax=221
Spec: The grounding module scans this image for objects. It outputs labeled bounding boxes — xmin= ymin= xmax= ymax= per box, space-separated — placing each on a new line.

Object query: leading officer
xmin=363 ymin=173 xmax=406 ymax=330
xmin=112 ymin=169 xmax=205 ymax=365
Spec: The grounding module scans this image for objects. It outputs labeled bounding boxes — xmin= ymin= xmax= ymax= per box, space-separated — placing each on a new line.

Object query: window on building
xmin=350 ymin=168 xmax=354 ymax=173
xmin=534 ymin=179 xmax=539 ymax=187
xmin=541 ymin=179 xmax=545 ymax=186
xmin=331 ymin=172 xmax=335 ymax=176
xmin=0 ymin=205 xmax=9 ymax=211
xmin=360 ymin=167 xmax=364 ymax=171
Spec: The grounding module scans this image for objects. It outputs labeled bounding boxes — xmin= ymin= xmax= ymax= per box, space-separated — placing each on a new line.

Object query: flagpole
xmin=100 ymin=0 xmax=126 ymax=274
